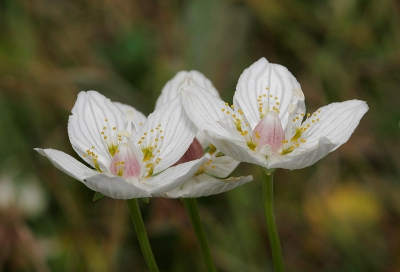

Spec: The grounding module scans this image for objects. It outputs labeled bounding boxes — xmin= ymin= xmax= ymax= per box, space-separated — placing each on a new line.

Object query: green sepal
xmin=139 ymin=197 xmax=150 ymax=204
xmin=93 ymin=192 xmax=106 ymax=202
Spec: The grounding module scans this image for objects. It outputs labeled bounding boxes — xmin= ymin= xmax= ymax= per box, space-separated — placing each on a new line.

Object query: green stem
xmin=182 ymin=198 xmax=217 ymax=272
xmin=126 ymin=199 xmax=159 ymax=272
xmin=262 ymin=171 xmax=285 ymax=272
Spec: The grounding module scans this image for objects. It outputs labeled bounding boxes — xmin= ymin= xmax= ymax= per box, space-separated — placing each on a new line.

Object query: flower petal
xmin=267 ymin=137 xmax=337 ymax=170
xmin=134 ymin=96 xmax=197 ymax=172
xmin=35 ymin=148 xmax=95 ymax=181
xmin=143 ymin=155 xmax=209 ymax=195
xmin=204 ymin=155 xmax=240 ymax=178
xmin=181 ymin=86 xmax=238 ymax=139
xmin=68 ymin=91 xmax=126 ymax=170
xmin=234 ymin=58 xmax=300 ymax=129
xmin=114 ymin=102 xmax=147 ymax=135
xmin=203 ymin=130 xmax=268 ymax=167
xmin=164 ymin=174 xmax=253 ymax=198
xmin=155 ymin=70 xmax=219 ymax=109
xmin=302 ymin=100 xmax=368 ymax=150
xmin=84 ymin=174 xmax=151 ymax=199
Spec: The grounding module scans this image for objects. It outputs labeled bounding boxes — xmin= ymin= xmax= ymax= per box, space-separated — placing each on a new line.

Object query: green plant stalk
xmin=182 ymin=198 xmax=217 ymax=272
xmin=126 ymin=199 xmax=159 ymax=272
xmin=262 ymin=171 xmax=284 ymax=272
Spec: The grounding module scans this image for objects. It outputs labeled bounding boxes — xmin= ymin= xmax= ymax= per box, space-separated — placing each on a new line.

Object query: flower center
xmin=110 ymin=143 xmax=141 ymax=179
xmin=253 ymin=110 xmax=285 ymax=154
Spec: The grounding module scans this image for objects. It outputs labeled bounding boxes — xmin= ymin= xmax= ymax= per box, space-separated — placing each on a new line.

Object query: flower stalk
xmin=262 ymin=169 xmax=284 ymax=272
xmin=126 ymin=199 xmax=159 ymax=272
xmin=182 ymin=198 xmax=217 ymax=272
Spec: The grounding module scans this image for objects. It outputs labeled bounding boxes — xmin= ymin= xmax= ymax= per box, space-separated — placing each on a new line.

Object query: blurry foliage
xmin=0 ymin=0 xmax=399 ymax=271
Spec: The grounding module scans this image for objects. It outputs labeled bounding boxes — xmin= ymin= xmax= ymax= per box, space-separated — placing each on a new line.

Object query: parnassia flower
xmin=180 ymin=58 xmax=369 ymax=170
xmin=36 ymin=91 xmax=208 ymax=199
xmin=153 ymin=71 xmax=252 ymax=198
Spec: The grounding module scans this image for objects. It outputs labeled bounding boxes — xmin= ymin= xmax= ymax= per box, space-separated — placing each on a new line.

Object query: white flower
xmin=180 ymin=58 xmax=369 ymax=170
xmin=36 ymin=91 xmax=208 ymax=199
xmin=154 ymin=71 xmax=252 ymax=198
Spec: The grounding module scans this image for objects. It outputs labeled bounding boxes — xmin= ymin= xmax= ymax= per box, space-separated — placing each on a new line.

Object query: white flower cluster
xmin=36 ymin=58 xmax=368 ymax=199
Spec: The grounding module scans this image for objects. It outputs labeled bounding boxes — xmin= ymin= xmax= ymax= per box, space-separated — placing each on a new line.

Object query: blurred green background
xmin=0 ymin=0 xmax=399 ymax=271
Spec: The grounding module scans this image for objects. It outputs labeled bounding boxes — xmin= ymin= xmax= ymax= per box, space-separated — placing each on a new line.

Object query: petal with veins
xmin=84 ymin=173 xmax=151 ymax=199
xmin=155 ymin=70 xmax=219 ymax=108
xmin=267 ymin=137 xmax=337 ymax=170
xmin=35 ymin=148 xmax=96 ymax=181
xmin=143 ymin=155 xmax=209 ymax=195
xmin=203 ymin=130 xmax=268 ymax=167
xmin=134 ymin=96 xmax=197 ymax=173
xmin=234 ymin=58 xmax=300 ymax=130
xmin=164 ymin=174 xmax=253 ymax=198
xmin=181 ymin=86 xmax=237 ymax=139
xmin=68 ymin=91 xmax=126 ymax=170
xmin=203 ymin=155 xmax=240 ymax=178
xmin=302 ymin=100 xmax=368 ymax=150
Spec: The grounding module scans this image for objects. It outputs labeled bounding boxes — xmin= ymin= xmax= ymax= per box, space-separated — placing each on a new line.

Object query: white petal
xmin=267 ymin=137 xmax=337 ymax=170
xmin=135 ymin=96 xmax=197 ymax=172
xmin=234 ymin=58 xmax=300 ymax=129
xmin=302 ymin=100 xmax=368 ymax=150
xmin=155 ymin=70 xmax=219 ymax=109
xmin=35 ymin=148 xmax=95 ymax=181
xmin=114 ymin=102 xmax=147 ymax=135
xmin=68 ymin=91 xmax=126 ymax=170
xmin=181 ymin=86 xmax=237 ymax=138
xmin=204 ymin=155 xmax=240 ymax=178
xmin=84 ymin=174 xmax=151 ymax=199
xmin=164 ymin=174 xmax=253 ymax=198
xmin=203 ymin=130 xmax=268 ymax=167
xmin=142 ymin=155 xmax=209 ymax=195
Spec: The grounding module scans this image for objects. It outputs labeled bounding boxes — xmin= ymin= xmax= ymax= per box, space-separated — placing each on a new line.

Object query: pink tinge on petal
xmin=173 ymin=138 xmax=204 ymax=166
xmin=110 ymin=143 xmax=141 ymax=179
xmin=253 ymin=111 xmax=285 ymax=153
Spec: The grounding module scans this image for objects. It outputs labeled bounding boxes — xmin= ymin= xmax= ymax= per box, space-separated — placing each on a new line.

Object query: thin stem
xmin=262 ymin=171 xmax=284 ymax=272
xmin=126 ymin=199 xmax=159 ymax=272
xmin=182 ymin=198 xmax=217 ymax=272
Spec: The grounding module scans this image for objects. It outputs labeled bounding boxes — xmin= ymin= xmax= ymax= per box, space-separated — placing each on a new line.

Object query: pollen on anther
xmin=113 ymin=127 xmax=116 ymax=130
xmin=222 ymin=108 xmax=226 ymax=112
